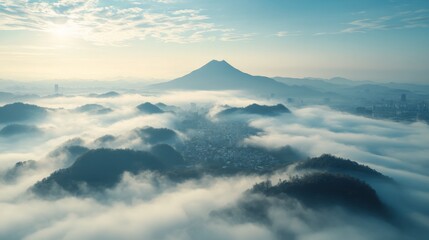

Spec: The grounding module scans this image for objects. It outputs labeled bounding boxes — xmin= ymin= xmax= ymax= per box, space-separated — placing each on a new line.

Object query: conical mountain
xmin=151 ymin=60 xmax=321 ymax=96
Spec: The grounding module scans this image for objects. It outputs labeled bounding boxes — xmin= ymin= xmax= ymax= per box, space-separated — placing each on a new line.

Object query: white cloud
xmin=243 ymin=106 xmax=429 ymax=173
xmin=1 ymin=91 xmax=429 ymax=239
xmin=0 ymin=0 xmax=251 ymax=45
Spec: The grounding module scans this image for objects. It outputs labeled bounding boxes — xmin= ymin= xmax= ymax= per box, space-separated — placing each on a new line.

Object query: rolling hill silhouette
xmin=0 ymin=102 xmax=47 ymax=123
xmin=32 ymin=149 xmax=166 ymax=195
xmin=75 ymin=104 xmax=112 ymax=115
xmin=295 ymin=154 xmax=393 ymax=183
xmin=136 ymin=102 xmax=164 ymax=114
xmin=218 ymin=103 xmax=291 ymax=116
xmin=0 ymin=124 xmax=41 ymax=137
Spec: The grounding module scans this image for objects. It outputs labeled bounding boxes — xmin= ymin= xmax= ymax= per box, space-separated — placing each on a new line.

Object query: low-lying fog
xmin=1 ymin=90 xmax=428 ymax=240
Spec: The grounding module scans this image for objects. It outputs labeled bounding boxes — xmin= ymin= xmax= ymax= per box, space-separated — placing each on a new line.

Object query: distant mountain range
xmin=274 ymin=76 xmax=369 ymax=89
xmin=2 ymin=60 xmax=428 ymax=102
xmin=149 ymin=60 xmax=429 ymax=101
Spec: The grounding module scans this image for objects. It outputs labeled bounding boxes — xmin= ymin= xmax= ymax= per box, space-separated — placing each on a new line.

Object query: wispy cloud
xmin=275 ymin=31 xmax=301 ymax=37
xmin=342 ymin=9 xmax=429 ymax=33
xmin=0 ymin=0 xmax=251 ymax=45
xmin=313 ymin=9 xmax=429 ymax=36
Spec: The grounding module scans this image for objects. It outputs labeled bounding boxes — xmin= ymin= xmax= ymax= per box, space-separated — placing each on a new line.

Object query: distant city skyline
xmin=0 ymin=0 xmax=429 ymax=83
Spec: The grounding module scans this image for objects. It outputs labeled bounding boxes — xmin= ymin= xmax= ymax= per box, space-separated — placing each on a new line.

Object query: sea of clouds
xmin=0 ymin=91 xmax=428 ymax=240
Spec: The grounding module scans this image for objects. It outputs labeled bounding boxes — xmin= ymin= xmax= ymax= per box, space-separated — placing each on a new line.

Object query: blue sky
xmin=0 ymin=0 xmax=428 ymax=82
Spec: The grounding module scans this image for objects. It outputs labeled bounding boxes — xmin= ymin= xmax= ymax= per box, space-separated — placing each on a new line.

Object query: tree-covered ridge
xmin=295 ymin=154 xmax=392 ymax=182
xmin=251 ymin=173 xmax=389 ymax=218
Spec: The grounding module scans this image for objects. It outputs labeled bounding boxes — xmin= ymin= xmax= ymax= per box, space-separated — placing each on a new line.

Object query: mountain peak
xmin=202 ymin=59 xmax=234 ymax=70
xmin=208 ymin=59 xmax=227 ymax=64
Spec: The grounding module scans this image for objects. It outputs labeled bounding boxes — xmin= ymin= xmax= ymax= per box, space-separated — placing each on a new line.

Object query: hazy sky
xmin=0 ymin=0 xmax=428 ymax=82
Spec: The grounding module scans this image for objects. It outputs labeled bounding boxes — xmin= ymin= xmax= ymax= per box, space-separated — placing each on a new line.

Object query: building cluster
xmin=176 ymin=113 xmax=284 ymax=172
xmin=354 ymin=95 xmax=429 ymax=123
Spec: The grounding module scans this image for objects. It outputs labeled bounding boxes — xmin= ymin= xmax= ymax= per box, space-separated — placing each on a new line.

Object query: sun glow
xmin=50 ymin=23 xmax=80 ymax=38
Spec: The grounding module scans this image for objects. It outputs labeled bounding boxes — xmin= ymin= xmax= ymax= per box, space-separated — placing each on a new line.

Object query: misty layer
xmin=0 ymin=90 xmax=428 ymax=240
